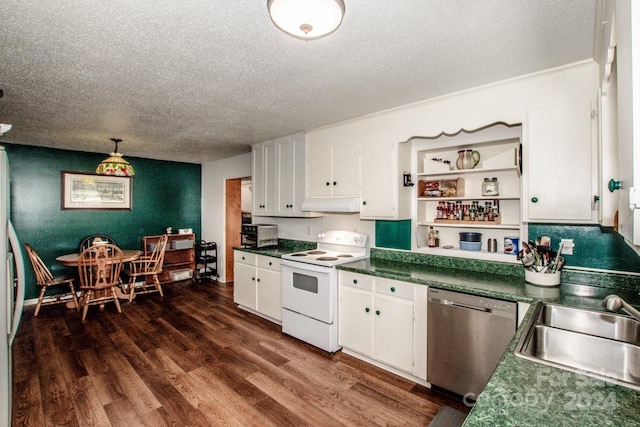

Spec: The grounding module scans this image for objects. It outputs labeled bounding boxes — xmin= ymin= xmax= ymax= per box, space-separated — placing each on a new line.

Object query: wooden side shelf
xmin=143 ymin=233 xmax=195 ymax=284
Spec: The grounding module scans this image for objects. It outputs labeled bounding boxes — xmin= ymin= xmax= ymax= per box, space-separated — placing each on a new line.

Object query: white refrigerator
xmin=0 ymin=146 xmax=26 ymax=426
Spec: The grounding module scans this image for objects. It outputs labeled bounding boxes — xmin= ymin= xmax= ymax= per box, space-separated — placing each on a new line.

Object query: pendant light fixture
xmin=267 ymin=0 xmax=345 ymax=40
xmin=96 ymin=138 xmax=135 ymax=176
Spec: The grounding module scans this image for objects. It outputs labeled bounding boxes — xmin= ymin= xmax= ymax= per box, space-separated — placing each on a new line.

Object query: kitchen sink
xmin=515 ymin=302 xmax=640 ymax=390
xmin=538 ymin=303 xmax=640 ymax=344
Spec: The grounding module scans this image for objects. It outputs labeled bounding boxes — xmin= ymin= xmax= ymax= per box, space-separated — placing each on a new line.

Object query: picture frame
xmin=61 ymin=171 xmax=132 ymax=210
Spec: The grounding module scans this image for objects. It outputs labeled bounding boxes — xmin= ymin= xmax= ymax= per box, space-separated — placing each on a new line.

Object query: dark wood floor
xmin=12 ymin=280 xmax=469 ymax=426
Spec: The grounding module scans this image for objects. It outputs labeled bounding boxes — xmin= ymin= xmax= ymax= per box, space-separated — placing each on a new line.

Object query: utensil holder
xmin=525 ymin=270 xmax=561 ymax=287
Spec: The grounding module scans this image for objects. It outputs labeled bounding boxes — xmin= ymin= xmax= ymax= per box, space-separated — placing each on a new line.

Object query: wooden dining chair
xmin=24 ymin=243 xmax=80 ymax=316
xmin=78 ymin=234 xmax=118 ymax=252
xmin=77 ymin=243 xmax=124 ymax=320
xmin=125 ymin=234 xmax=168 ymax=302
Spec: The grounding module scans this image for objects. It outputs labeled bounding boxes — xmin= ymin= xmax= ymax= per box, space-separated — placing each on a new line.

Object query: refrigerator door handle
xmin=7 ymin=221 xmax=24 ymax=346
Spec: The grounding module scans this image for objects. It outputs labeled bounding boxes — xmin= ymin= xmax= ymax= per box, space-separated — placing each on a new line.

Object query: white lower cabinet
xmin=339 ymin=271 xmax=427 ymax=381
xmin=233 ymin=250 xmax=282 ymax=322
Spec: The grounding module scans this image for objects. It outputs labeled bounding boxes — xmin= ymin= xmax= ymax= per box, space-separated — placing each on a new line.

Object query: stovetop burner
xmin=281 ymin=230 xmax=369 ymax=267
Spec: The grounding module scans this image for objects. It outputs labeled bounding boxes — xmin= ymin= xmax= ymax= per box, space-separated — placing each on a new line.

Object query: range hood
xmin=301 ymin=197 xmax=361 ymax=213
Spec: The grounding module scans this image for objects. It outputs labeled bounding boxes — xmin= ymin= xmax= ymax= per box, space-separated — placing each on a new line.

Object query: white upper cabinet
xmin=613 ymin=0 xmax=640 ymax=245
xmin=360 ymin=115 xmax=411 ymax=220
xmin=524 ymin=101 xmax=599 ymax=223
xmin=252 ymin=133 xmax=315 ymax=217
xmin=276 ymin=134 xmax=307 ymax=216
xmin=307 ymin=123 xmax=361 ymax=198
xmin=252 ymin=141 xmax=277 ymax=216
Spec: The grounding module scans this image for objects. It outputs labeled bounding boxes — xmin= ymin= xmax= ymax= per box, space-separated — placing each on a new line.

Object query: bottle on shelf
xmin=428 ymin=226 xmax=437 ymax=248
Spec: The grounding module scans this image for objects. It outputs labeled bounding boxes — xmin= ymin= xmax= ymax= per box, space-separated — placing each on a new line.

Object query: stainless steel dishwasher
xmin=427 ymin=288 xmax=517 ymax=400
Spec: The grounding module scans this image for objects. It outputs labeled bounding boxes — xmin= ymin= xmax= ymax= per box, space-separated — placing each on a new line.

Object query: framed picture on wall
xmin=61 ymin=171 xmax=132 ymax=210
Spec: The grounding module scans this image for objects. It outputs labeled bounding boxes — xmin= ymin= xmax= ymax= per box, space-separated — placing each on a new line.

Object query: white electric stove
xmin=281 ymin=230 xmax=369 ymax=352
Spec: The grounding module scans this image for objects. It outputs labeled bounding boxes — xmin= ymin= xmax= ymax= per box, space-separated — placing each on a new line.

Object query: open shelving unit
xmin=413 ymin=124 xmax=525 ymax=262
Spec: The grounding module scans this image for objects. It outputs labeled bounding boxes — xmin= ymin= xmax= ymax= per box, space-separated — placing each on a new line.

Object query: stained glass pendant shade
xmin=96 ymin=138 xmax=135 ymax=176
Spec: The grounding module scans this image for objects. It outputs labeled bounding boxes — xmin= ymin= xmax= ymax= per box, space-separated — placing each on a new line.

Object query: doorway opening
xmin=225 ymin=177 xmax=251 ymax=283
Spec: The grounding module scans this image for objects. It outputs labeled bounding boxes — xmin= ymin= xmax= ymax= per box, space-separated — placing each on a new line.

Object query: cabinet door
xmin=360 ymin=136 xmax=397 ymax=218
xmin=526 ymin=101 xmax=597 ymax=222
xmin=331 ymin=139 xmax=360 ymax=197
xmin=256 ymin=268 xmax=282 ymax=321
xmin=252 ymin=142 xmax=278 ymax=215
xmin=252 ymin=145 xmax=266 ymax=214
xmin=374 ymin=294 xmax=414 ymax=373
xmin=233 ymin=262 xmax=257 ymax=310
xmin=615 ymin=0 xmax=640 ymax=244
xmin=277 ymin=135 xmax=307 ymax=216
xmin=307 ymin=130 xmax=334 ymax=197
xmin=339 ymin=286 xmax=374 ymax=357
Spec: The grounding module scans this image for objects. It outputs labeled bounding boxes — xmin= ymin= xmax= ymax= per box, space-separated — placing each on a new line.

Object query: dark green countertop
xmin=234 ymin=245 xmax=640 ymax=425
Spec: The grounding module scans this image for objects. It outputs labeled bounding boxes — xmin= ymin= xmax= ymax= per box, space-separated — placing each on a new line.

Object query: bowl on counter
xmin=459 ymin=232 xmax=482 ymax=242
xmin=460 ymin=241 xmax=482 ymax=251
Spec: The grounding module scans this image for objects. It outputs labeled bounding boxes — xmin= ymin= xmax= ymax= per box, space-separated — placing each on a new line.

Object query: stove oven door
xmin=281 ymin=260 xmax=336 ymax=324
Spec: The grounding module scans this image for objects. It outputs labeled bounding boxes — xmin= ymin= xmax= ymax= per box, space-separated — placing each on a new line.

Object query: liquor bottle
xmin=428 ymin=226 xmax=436 ymax=248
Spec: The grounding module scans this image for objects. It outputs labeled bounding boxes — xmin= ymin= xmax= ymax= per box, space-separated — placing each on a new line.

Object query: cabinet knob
xmin=242 ymin=256 xmax=245 ymax=260
xmin=251 ymin=277 xmax=255 ymax=281
xmin=608 ymin=179 xmax=622 ymax=192
xmin=257 ymin=278 xmax=260 ymax=282
xmin=531 ymin=197 xmax=539 ymax=203
xmin=333 ymin=181 xmax=337 ymax=186
xmin=365 ymin=307 xmax=370 ymax=313
xmin=269 ymin=261 xmax=272 ymax=266
xmin=326 ymin=182 xmax=330 ymax=186
xmin=353 ymin=279 xmax=358 ymax=284
xmin=390 ymin=287 xmax=395 ymax=292
xmin=375 ymin=310 xmax=380 ymax=316
xmin=362 ymin=201 xmax=367 ymax=206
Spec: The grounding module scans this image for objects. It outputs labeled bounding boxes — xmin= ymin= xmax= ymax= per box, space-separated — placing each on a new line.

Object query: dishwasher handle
xmin=430 ymin=297 xmax=490 ymax=313
xmin=451 ymin=301 xmax=490 ymax=313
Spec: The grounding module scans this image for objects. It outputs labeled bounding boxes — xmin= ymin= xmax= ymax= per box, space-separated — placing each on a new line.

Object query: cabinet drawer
xmin=375 ymin=279 xmax=414 ymax=300
xmin=257 ymin=256 xmax=281 ymax=271
xmin=340 ymin=272 xmax=373 ymax=291
xmin=235 ymin=250 xmax=256 ymax=266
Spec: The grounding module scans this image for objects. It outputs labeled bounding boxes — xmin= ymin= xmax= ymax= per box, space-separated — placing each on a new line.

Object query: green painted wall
xmin=2 ymin=143 xmax=201 ymax=300
xmin=528 ymin=224 xmax=640 ymax=273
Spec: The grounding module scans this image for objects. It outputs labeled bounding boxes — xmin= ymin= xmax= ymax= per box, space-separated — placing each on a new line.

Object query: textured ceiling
xmin=0 ymin=0 xmax=598 ymax=164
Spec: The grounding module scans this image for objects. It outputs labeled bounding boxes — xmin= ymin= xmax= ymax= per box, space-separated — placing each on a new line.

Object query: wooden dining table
xmin=56 ymin=249 xmax=142 ymax=303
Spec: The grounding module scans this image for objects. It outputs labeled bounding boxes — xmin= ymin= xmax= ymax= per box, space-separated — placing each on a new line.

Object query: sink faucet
xmin=603 ymin=295 xmax=640 ymax=321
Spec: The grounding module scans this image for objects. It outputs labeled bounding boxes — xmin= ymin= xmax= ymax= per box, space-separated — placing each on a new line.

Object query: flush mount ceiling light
xmin=267 ymin=0 xmax=345 ymax=40
xmin=96 ymin=138 xmax=135 ymax=176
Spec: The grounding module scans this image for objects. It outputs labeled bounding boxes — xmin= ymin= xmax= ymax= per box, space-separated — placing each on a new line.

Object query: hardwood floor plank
xmin=69 ymin=376 xmax=112 ymax=427
xmin=11 ymin=376 xmax=45 ymax=427
xmin=146 ymin=348 xmax=210 ymax=409
xmin=108 ymin=330 xmax=212 ymax=427
xmin=104 ymin=352 xmax=162 ymax=417
xmin=102 ymin=398 xmax=145 ymax=427
xmin=246 ymin=371 xmax=344 ymax=426
xmin=33 ymin=325 xmax=78 ymax=426
xmin=188 ymin=366 xmax=277 ymax=427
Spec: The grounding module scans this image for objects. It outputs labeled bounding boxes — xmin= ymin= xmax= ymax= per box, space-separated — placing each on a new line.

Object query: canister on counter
xmin=488 ymin=238 xmax=497 ymax=252
xmin=504 ymin=236 xmax=519 ymax=254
